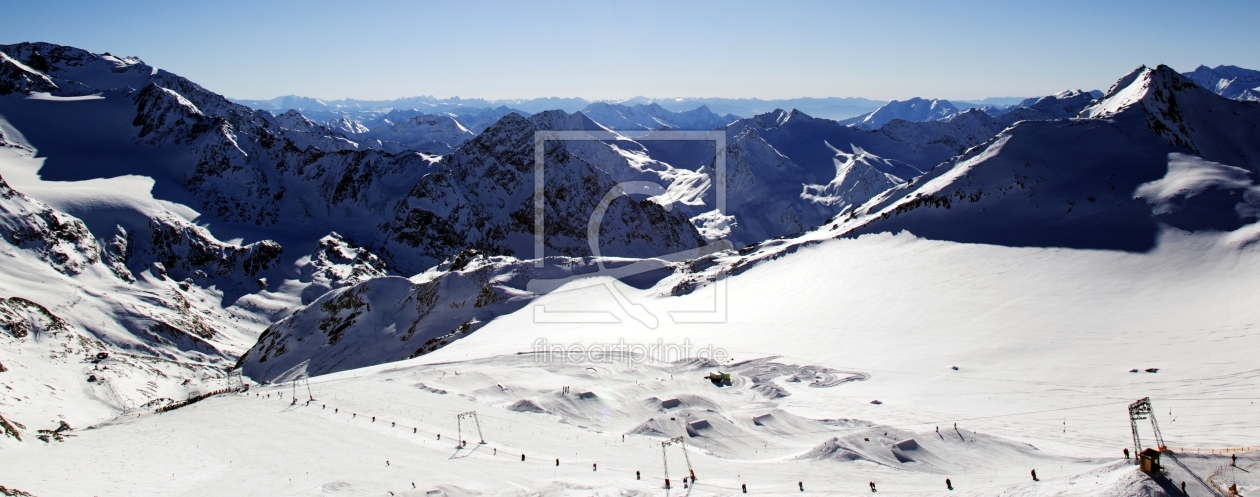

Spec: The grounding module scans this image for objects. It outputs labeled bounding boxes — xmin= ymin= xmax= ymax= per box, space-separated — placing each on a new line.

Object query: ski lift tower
xmin=272 ymin=360 xmax=315 ymax=404
xmin=455 ymin=411 xmax=485 ymax=447
xmin=661 ymin=436 xmax=696 ymax=489
xmin=1128 ymin=397 xmax=1166 ymax=463
xmin=227 ymin=368 xmax=244 ymax=392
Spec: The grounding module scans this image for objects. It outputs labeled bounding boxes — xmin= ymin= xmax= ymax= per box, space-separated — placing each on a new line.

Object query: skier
xmin=742 ymin=483 xmax=747 ymax=493
xmin=386 ymin=460 xmax=389 ymax=467
xmin=870 ymin=481 xmax=877 ymax=492
xmin=521 ymin=453 xmax=525 ymax=461
xmin=593 ymin=463 xmax=597 ymax=471
xmin=946 ymin=478 xmax=953 ymax=490
xmin=556 ymin=458 xmax=560 ymax=466
xmin=799 ymin=481 xmax=804 ymax=491
xmin=636 ymin=470 xmax=640 ymax=480
xmin=1233 ymin=453 xmax=1237 ymax=466
xmin=1031 ymin=469 xmax=1038 ymax=481
xmin=1124 ymin=448 xmax=1129 ymax=460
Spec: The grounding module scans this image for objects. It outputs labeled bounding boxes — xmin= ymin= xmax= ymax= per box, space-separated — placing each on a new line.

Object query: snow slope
xmin=3 ymin=227 xmax=1255 ymax=495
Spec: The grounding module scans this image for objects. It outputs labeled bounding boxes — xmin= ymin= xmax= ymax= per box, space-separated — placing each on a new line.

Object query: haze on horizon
xmin=3 ymin=0 xmax=1258 ymax=102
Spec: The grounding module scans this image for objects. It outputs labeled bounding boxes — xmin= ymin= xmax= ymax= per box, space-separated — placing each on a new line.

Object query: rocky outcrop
xmin=0 ymin=174 xmax=99 ymax=275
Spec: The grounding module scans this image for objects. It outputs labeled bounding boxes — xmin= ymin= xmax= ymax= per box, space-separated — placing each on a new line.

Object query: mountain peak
xmin=1083 ymin=64 xmax=1198 ymax=120
xmin=853 ymin=98 xmax=958 ymax=130
xmin=751 ymin=109 xmax=791 ymax=128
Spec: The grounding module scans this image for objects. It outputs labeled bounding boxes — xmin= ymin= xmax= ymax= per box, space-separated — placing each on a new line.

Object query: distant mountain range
xmin=232 ymin=95 xmax=888 ymax=121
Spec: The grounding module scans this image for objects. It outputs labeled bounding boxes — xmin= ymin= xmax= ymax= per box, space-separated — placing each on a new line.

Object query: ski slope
xmin=3 ymin=229 xmax=1256 ymax=495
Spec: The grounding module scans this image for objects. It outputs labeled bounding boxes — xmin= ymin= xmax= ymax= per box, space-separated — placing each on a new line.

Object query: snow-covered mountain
xmin=871 ymin=90 xmax=1102 ymax=156
xmin=579 ymin=102 xmax=739 ymax=131
xmin=382 ymin=111 xmax=704 ymax=263
xmin=238 ymin=251 xmax=688 ymax=381
xmin=324 ymin=116 xmax=369 ymax=135
xmin=0 ymin=42 xmax=706 ymax=429
xmin=837 ymin=65 xmax=1260 ymax=253
xmin=703 ymin=117 xmax=930 ymax=245
xmin=452 ymin=106 xmax=527 ymax=134
xmin=1182 ymin=64 xmax=1260 ymax=101
xmin=842 ymin=97 xmax=960 ymax=129
xmin=357 ymin=106 xmax=526 ymax=134
xmin=360 ymin=113 xmax=475 ymax=154
xmin=561 ymin=108 xmax=956 ymax=247
xmin=241 ymin=64 xmax=1260 ymax=384
xmin=0 ymin=164 xmax=275 ymax=429
xmin=992 ymin=89 xmax=1101 ymax=121
xmin=313 ymin=106 xmax=528 ymax=154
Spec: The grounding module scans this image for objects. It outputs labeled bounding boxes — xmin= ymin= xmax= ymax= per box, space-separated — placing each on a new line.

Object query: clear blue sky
xmin=3 ymin=0 xmax=1257 ymax=101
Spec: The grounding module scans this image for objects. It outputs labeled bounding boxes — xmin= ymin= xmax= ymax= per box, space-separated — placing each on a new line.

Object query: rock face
xmin=384 ymin=112 xmax=704 ymax=264
xmin=0 ymin=52 xmax=58 ymax=96
xmin=0 ymin=174 xmax=100 ymax=275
